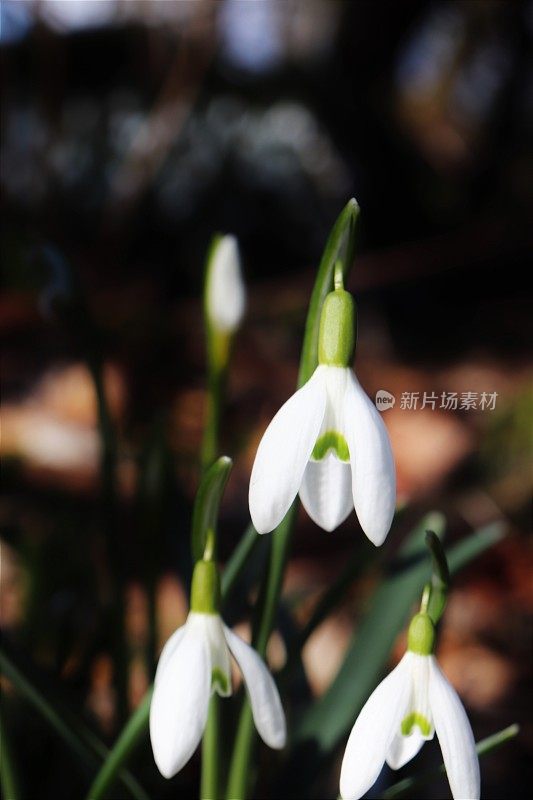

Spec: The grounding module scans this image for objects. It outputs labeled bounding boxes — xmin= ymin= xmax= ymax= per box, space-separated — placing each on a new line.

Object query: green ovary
xmin=401 ymin=712 xmax=432 ymax=737
xmin=311 ymin=431 xmax=350 ymax=462
xmin=212 ymin=667 xmax=230 ymax=695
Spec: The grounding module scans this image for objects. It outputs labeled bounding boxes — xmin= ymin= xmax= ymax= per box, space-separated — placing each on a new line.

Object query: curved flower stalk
xmin=149 ymin=560 xmax=286 ymax=779
xmin=340 ymin=612 xmax=480 ymax=800
xmin=249 ymin=278 xmax=395 ymax=544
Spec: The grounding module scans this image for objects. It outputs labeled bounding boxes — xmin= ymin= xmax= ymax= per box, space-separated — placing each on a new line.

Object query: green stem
xmin=200 ymin=258 xmax=232 ymax=795
xmin=382 ymin=724 xmax=519 ymax=799
xmin=226 ymin=506 xmax=297 ymax=799
xmin=201 ymin=358 xmax=225 ymax=471
xmin=201 ymin=697 xmax=220 ymax=800
xmin=0 ymin=707 xmax=20 ymax=800
xmin=419 ymin=582 xmax=432 ymax=615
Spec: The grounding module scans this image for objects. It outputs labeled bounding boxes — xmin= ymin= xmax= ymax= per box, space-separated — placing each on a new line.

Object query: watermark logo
xmin=374 ymin=390 xmax=498 ymax=412
xmin=375 ymin=390 xmax=396 ymax=411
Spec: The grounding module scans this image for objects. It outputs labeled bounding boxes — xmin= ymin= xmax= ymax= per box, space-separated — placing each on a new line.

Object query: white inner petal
xmin=399 ymin=652 xmax=435 ymax=740
xmin=299 ymin=455 xmax=353 ymax=531
xmin=310 ymin=365 xmax=351 ymax=462
xmin=189 ymin=612 xmax=232 ymax=697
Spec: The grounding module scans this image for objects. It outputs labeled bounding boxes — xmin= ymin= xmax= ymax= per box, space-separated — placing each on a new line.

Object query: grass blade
xmin=86 ymin=692 xmax=152 ymax=800
xmin=0 ymin=649 xmax=148 ymax=800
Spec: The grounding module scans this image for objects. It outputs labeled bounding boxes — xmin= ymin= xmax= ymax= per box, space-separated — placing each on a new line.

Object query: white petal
xmin=429 ymin=657 xmax=480 ymax=800
xmin=197 ymin=613 xmax=232 ymax=697
xmin=154 ymin=624 xmax=187 ymax=685
xmin=149 ymin=623 xmax=211 ymax=779
xmin=340 ymin=656 xmax=411 ymax=800
xmin=299 ymin=454 xmax=353 ymax=531
xmin=206 ymin=235 xmax=245 ymax=333
xmin=386 ymin=729 xmax=425 ymax=770
xmin=343 ymin=372 xmax=396 ymax=545
xmin=249 ymin=371 xmax=326 ymax=534
xmin=223 ymin=625 xmax=286 ymax=749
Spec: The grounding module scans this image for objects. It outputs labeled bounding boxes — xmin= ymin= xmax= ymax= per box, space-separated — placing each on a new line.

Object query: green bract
xmin=407 ymin=613 xmax=436 ymax=656
xmin=190 ymin=559 xmax=221 ymax=615
xmin=318 ymin=288 xmax=357 ymax=367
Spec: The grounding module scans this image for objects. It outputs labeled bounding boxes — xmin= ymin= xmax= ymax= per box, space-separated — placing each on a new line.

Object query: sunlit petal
xmin=149 ymin=624 xmax=211 ymax=779
xmin=223 ymin=625 xmax=286 ymax=749
xmin=343 ymin=372 xmax=396 ymax=545
xmin=249 ymin=370 xmax=326 ymax=533
xmin=340 ymin=655 xmax=411 ymax=800
xmin=429 ymin=657 xmax=480 ymax=800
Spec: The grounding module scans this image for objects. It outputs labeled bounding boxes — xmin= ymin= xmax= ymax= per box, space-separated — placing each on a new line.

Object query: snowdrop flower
xmin=340 ymin=612 xmax=480 ymax=800
xmin=205 ymin=234 xmax=246 ymax=336
xmin=150 ymin=559 xmax=286 ymax=779
xmin=249 ymin=281 xmax=395 ymax=543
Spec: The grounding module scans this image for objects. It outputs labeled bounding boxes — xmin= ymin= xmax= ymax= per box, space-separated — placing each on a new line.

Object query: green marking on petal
xmin=212 ymin=667 xmax=230 ymax=695
xmin=401 ymin=712 xmax=432 ymax=737
xmin=312 ymin=431 xmax=350 ymax=462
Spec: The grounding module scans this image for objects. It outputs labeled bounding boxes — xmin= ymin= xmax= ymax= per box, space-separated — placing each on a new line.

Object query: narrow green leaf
xmin=291 ymin=518 xmax=504 ymax=758
xmin=0 ymin=649 xmax=148 ymax=800
xmin=382 ymin=723 xmax=519 ymax=799
xmin=298 ymin=198 xmax=360 ymax=386
xmin=0 ymin=648 xmax=96 ymax=770
xmin=221 ymin=523 xmax=260 ymax=601
xmin=86 ymin=691 xmax=152 ymax=800
xmin=281 ymin=545 xmax=378 ymax=682
xmin=191 ymin=456 xmax=233 ymax=562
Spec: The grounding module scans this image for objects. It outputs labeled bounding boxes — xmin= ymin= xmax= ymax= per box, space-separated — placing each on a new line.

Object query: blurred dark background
xmin=1 ymin=2 xmax=532 ymax=799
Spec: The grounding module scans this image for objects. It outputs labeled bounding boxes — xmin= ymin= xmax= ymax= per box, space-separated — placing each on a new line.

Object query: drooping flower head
xmin=150 ymin=559 xmax=286 ymax=779
xmin=249 ymin=277 xmax=396 ymax=543
xmin=340 ymin=612 xmax=480 ymax=800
